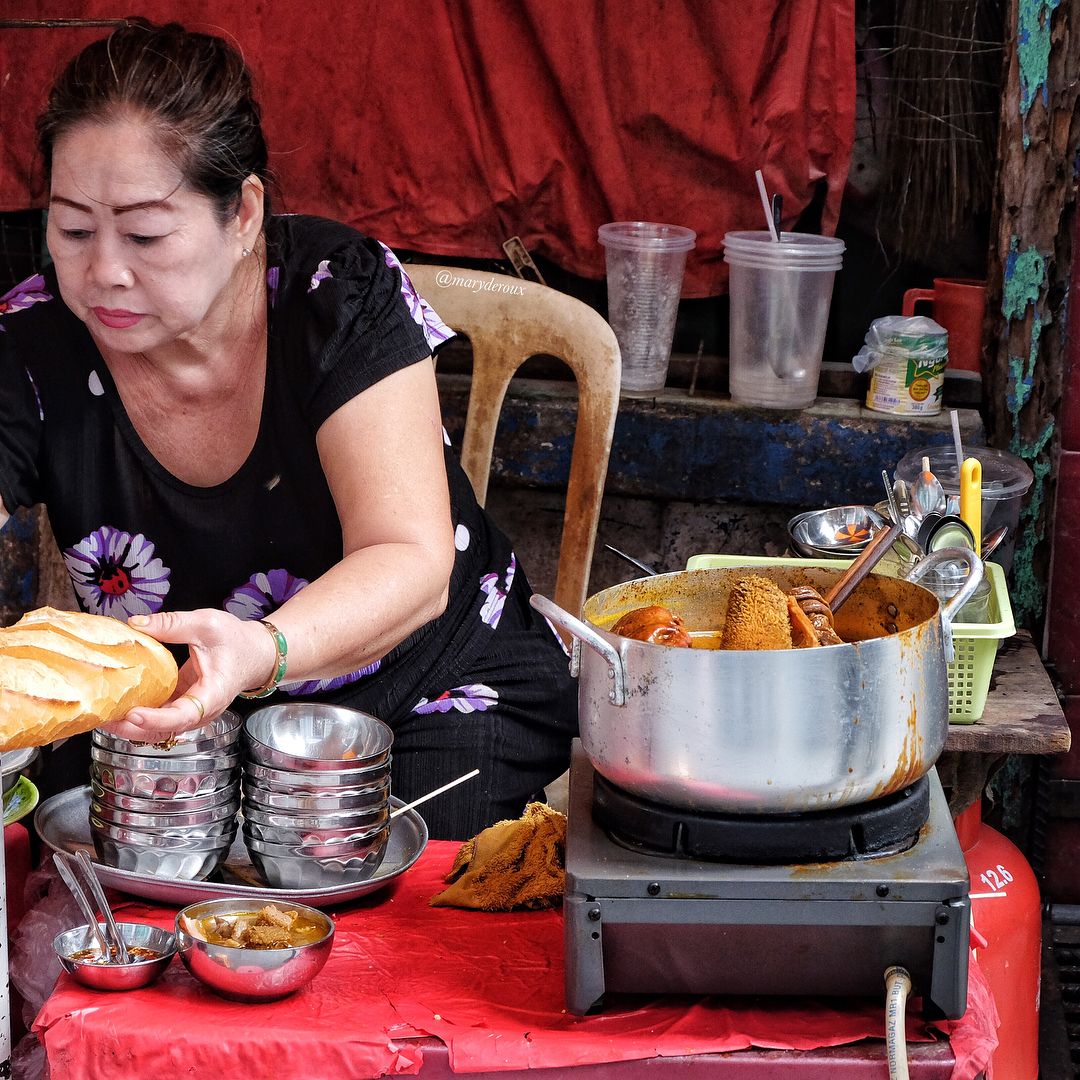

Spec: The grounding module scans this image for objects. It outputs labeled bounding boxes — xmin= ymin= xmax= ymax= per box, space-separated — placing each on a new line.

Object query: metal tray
xmin=34 ymin=785 xmax=428 ymax=908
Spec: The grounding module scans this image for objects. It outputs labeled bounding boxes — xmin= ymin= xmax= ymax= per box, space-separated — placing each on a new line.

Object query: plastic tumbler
xmin=723 ymin=231 xmax=845 ymax=409
xmin=598 ymin=222 xmax=696 ymax=392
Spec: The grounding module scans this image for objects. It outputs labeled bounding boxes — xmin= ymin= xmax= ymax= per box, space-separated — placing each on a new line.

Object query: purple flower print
xmin=379 ymin=243 xmax=455 ymax=353
xmin=413 ymin=684 xmax=498 ymax=715
xmin=64 ymin=526 xmax=171 ymax=619
xmin=308 ymin=260 xmax=333 ymax=292
xmin=0 ymin=274 xmax=52 ymax=330
xmin=224 ymin=568 xmax=306 ymax=619
xmin=223 ymin=569 xmax=379 ymax=694
xmin=479 ymin=553 xmax=516 ymax=629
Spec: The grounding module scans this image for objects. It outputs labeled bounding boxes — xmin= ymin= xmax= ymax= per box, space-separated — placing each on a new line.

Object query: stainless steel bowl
xmin=54 ymin=922 xmax=177 ymax=990
xmin=92 ymin=711 xmax=242 ymax=758
xmin=92 ymin=830 xmax=235 ymax=880
xmin=241 ymin=776 xmax=389 ymax=813
xmin=91 ymin=778 xmax=241 ymax=814
xmin=2 ymin=747 xmax=39 ymax=795
xmin=245 ymin=835 xmax=389 ymax=890
xmin=91 ymin=745 xmax=242 ymax=774
xmin=244 ymin=704 xmax=393 ymax=772
xmin=91 ymin=761 xmax=241 ymax=800
xmin=242 ymin=805 xmax=389 ymax=847
xmin=244 ymin=757 xmax=391 ymax=792
xmin=243 ymin=822 xmax=389 ymax=860
xmin=175 ymin=897 xmax=334 ymax=1002
xmin=790 ymin=505 xmax=886 ymax=556
xmin=90 ymin=814 xmax=236 ymax=843
xmin=90 ymin=799 xmax=239 ymax=832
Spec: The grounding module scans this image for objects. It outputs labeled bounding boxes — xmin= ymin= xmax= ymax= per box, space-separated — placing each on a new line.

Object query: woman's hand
xmin=100 ymin=608 xmax=276 ymax=741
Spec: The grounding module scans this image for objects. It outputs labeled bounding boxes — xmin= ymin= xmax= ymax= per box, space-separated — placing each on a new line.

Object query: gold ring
xmin=181 ymin=693 xmax=206 ymax=721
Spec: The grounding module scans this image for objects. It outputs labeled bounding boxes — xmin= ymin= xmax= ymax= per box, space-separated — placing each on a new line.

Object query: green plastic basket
xmin=684 ymin=554 xmax=1015 ymax=724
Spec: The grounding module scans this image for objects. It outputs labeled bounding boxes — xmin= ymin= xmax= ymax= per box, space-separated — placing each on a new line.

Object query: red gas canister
xmin=954 ymin=800 xmax=1041 ymax=1080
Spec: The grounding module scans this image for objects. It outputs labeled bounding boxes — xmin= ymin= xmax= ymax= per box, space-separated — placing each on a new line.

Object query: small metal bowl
xmin=91 ymin=745 xmax=242 ymax=774
xmin=243 ymin=822 xmax=389 ymax=860
xmin=92 ymin=711 xmax=243 ymax=758
xmin=245 ymin=838 xmax=389 ymax=890
xmin=90 ymin=798 xmax=239 ymax=832
xmin=54 ymin=922 xmax=177 ymax=991
xmin=791 ymin=505 xmax=886 ymax=555
xmin=90 ymin=814 xmax=237 ymax=844
xmin=91 ymin=778 xmax=241 ymax=814
xmin=244 ymin=704 xmax=393 ymax=772
xmin=242 ymin=776 xmax=389 ymax=813
xmin=175 ymin=897 xmax=334 ymax=1002
xmin=91 ymin=830 xmax=235 ymax=881
xmin=91 ymin=761 xmax=241 ymax=800
xmin=244 ymin=758 xmax=391 ymax=793
xmin=2 ymin=747 xmax=40 ymax=795
xmin=242 ymin=804 xmax=389 ymax=847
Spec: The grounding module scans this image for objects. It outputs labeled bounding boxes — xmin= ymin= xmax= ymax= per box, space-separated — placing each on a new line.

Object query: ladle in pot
xmin=822 ymin=519 xmax=905 ymax=613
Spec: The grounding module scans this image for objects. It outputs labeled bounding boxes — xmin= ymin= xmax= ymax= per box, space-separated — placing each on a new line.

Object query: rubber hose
xmin=884 ymin=965 xmax=912 ymax=1080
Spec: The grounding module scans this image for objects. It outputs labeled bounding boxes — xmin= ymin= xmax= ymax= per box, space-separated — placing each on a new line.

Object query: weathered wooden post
xmin=984 ymin=0 xmax=1080 ymax=628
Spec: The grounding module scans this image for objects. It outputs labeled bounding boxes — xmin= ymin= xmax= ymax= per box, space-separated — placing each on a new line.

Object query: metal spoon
xmin=75 ymin=849 xmax=130 ymax=964
xmin=912 ymin=456 xmax=947 ymax=518
xmin=53 ymin=852 xmax=112 ymax=961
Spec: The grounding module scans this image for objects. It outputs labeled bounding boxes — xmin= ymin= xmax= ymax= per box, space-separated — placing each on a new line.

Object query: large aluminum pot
xmin=532 ymin=550 xmax=981 ymax=814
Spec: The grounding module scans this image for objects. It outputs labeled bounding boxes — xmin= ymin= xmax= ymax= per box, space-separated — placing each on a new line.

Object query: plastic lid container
xmin=895 ymin=444 xmax=1033 ymax=573
xmin=895 ymin=445 xmax=1033 ymax=500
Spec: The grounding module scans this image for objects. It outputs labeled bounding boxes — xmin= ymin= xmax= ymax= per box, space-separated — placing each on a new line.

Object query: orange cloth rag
xmin=429 ymin=802 xmax=566 ymax=911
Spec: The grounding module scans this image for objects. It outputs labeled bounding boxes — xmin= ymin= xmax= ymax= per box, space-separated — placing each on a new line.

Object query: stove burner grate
xmin=592 ymin=773 xmax=931 ymax=864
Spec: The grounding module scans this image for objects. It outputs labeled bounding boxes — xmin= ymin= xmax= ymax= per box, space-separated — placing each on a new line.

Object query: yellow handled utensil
xmin=960 ymin=457 xmax=982 ymax=555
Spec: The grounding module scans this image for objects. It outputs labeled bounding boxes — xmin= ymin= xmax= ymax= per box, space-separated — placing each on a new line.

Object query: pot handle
xmin=905 ymin=547 xmax=985 ymax=661
xmin=529 ymin=594 xmax=629 ymax=706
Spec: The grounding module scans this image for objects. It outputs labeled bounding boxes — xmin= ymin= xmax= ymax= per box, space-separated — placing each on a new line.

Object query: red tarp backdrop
xmin=1 ymin=2 xmax=855 ymax=296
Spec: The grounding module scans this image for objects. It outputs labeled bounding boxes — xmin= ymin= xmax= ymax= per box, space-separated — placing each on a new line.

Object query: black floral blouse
xmin=0 ymin=216 xmax=573 ymax=733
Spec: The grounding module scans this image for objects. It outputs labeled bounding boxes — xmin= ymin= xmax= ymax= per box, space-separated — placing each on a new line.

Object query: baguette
xmin=0 ymin=607 xmax=178 ymax=751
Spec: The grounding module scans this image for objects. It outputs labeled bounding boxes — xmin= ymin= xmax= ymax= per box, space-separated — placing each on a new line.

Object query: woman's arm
xmin=107 ymin=358 xmax=456 ymax=738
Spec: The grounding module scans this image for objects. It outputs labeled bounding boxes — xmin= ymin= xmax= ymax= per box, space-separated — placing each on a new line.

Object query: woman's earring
xmin=242 ymin=248 xmax=251 ymax=258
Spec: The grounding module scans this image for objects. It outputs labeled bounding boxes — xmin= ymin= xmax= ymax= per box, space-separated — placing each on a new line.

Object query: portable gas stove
xmin=563 ymin=741 xmax=970 ymax=1018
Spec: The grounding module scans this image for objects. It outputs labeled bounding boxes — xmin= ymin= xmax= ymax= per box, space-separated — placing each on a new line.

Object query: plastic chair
xmin=405 ymin=265 xmax=621 ymax=618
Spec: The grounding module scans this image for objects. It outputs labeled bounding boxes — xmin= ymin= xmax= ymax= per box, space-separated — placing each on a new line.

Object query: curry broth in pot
xmin=590 ymin=565 xmax=938 ymax=649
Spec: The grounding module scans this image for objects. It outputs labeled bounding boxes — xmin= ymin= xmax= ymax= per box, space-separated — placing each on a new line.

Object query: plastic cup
xmin=598 ymin=222 xmax=696 ymax=392
xmin=895 ymin=444 xmax=1034 ymax=572
xmin=723 ymin=231 xmax=845 ymax=409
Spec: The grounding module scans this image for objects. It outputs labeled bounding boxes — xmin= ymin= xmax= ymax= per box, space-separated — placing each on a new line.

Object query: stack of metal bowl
xmin=89 ymin=712 xmax=242 ymax=881
xmin=241 ymin=704 xmax=393 ymax=890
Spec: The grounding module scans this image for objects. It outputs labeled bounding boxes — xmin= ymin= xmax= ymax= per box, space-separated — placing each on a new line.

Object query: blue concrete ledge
xmin=436 ymin=374 xmax=986 ymax=509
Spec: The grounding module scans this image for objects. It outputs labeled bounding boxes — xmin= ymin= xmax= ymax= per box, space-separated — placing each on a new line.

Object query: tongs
xmin=53 ymin=850 xmax=130 ymax=964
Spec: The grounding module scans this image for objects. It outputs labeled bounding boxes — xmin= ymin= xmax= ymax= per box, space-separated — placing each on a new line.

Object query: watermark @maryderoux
xmin=434 ymin=268 xmax=525 ymax=295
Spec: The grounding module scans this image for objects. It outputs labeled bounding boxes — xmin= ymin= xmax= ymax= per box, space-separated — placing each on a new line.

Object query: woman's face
xmin=46 ymin=115 xmax=249 ymax=354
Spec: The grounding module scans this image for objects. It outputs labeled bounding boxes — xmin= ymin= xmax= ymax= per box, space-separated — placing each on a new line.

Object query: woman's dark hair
xmin=36 ymin=18 xmax=272 ymax=224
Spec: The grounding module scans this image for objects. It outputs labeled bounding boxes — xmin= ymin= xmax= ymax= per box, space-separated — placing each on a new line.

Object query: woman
xmin=0 ymin=19 xmax=577 ymax=840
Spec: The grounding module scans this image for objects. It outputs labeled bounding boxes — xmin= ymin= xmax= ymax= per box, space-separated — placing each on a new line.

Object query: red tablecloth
xmin=34 ymin=841 xmax=998 ymax=1080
